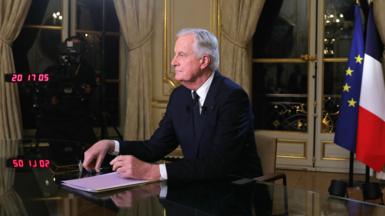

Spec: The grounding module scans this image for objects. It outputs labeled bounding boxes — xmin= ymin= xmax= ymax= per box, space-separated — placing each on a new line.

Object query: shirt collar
xmin=191 ymin=71 xmax=215 ymax=106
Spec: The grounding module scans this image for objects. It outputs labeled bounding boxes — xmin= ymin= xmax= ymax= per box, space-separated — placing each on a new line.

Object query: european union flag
xmin=334 ymin=4 xmax=364 ymax=152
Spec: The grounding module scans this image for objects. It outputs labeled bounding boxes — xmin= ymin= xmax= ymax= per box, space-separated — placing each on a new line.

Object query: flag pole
xmin=349 ymin=152 xmax=354 ymax=186
xmin=365 ymin=165 xmax=370 ymax=183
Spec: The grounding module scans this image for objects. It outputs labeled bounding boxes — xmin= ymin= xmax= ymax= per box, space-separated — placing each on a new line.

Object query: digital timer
xmin=7 ymin=159 xmax=51 ymax=169
xmin=4 ymin=73 xmax=49 ymax=83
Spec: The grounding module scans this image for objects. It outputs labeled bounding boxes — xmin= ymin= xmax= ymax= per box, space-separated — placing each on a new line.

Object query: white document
xmin=61 ymin=172 xmax=156 ymax=193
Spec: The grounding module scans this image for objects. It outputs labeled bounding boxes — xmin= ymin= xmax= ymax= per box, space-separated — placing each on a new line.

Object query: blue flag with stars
xmin=334 ymin=4 xmax=364 ymax=152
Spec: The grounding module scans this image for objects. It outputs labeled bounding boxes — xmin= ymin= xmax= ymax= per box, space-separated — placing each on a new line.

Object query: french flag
xmin=356 ymin=5 xmax=385 ymax=171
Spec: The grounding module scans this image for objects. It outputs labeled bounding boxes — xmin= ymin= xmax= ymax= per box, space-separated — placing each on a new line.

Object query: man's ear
xmin=199 ymin=55 xmax=211 ymax=70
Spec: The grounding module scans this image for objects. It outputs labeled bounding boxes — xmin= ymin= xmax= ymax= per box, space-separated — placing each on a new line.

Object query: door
xmin=252 ymin=0 xmax=364 ymax=172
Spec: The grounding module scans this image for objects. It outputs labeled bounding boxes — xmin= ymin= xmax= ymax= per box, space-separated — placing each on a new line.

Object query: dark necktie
xmin=192 ymin=91 xmax=200 ymax=137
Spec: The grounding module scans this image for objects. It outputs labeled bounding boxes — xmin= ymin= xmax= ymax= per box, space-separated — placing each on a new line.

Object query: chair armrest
xmin=254 ymin=172 xmax=287 ymax=186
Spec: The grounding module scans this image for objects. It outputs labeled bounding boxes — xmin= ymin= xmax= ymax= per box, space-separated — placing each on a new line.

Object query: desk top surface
xmin=2 ymin=139 xmax=385 ymax=215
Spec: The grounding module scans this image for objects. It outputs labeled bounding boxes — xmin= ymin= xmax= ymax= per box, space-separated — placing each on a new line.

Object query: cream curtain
xmin=373 ymin=0 xmax=385 ymax=68
xmin=0 ymin=0 xmax=31 ymax=140
xmin=373 ymin=0 xmax=385 ymax=179
xmin=219 ymin=0 xmax=265 ymax=96
xmin=113 ymin=0 xmax=154 ymax=140
xmin=0 ymin=141 xmax=19 ymax=195
xmin=0 ymin=142 xmax=26 ymax=215
xmin=0 ymin=189 xmax=28 ymax=216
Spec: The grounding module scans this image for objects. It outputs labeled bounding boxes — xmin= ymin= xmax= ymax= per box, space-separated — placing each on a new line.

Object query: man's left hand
xmin=110 ymin=155 xmax=161 ymax=180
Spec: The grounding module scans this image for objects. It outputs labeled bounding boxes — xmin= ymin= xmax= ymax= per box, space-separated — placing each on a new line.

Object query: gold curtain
xmin=374 ymin=0 xmax=385 ymax=68
xmin=373 ymin=0 xmax=385 ymax=179
xmin=0 ymin=140 xmax=17 ymax=194
xmin=0 ymin=0 xmax=31 ymax=140
xmin=0 ymin=189 xmax=28 ymax=216
xmin=113 ymin=0 xmax=154 ymax=139
xmin=219 ymin=0 xmax=265 ymax=96
xmin=0 ymin=141 xmax=22 ymax=207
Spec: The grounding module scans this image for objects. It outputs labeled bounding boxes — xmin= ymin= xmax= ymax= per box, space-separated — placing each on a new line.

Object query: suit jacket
xmin=119 ymin=72 xmax=262 ymax=181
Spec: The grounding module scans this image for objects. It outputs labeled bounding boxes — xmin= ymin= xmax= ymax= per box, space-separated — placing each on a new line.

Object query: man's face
xmin=171 ymin=34 xmax=205 ymax=88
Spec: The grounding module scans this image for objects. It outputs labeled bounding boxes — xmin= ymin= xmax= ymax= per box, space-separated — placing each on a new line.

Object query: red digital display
xmin=10 ymin=159 xmax=51 ymax=169
xmin=8 ymin=73 xmax=49 ymax=83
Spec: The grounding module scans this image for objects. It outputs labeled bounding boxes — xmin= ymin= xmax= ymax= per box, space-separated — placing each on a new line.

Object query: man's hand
xmin=83 ymin=139 xmax=115 ymax=172
xmin=110 ymin=155 xmax=161 ymax=180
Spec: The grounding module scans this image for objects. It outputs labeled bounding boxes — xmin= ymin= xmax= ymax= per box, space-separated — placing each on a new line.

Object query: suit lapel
xmin=193 ymin=72 xmax=222 ymax=157
xmin=178 ymin=87 xmax=196 ymax=158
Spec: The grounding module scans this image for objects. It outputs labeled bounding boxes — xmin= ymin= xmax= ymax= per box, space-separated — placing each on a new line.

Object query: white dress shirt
xmin=112 ymin=71 xmax=215 ymax=180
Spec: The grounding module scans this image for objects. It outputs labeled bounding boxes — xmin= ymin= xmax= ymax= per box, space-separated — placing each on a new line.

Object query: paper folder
xmin=61 ymin=172 xmax=157 ymax=193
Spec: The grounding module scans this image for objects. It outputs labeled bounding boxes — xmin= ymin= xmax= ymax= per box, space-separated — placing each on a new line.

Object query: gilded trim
xmin=152 ymin=100 xmax=168 ymax=108
xmin=323 ymin=58 xmax=348 ymax=63
xmin=252 ymin=58 xmax=308 ymax=63
xmin=321 ymin=141 xmax=348 ymax=161
xmin=162 ymin=0 xmax=177 ymax=90
xmin=22 ymin=142 xmax=49 ymax=148
xmin=277 ymin=139 xmax=307 ymax=159
xmin=211 ymin=0 xmax=220 ymax=36
xmin=24 ymin=25 xmax=63 ymax=30
xmin=216 ymin=0 xmax=221 ymax=59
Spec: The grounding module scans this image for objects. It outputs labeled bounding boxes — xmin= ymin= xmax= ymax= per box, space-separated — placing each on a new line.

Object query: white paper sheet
xmin=61 ymin=172 xmax=156 ymax=193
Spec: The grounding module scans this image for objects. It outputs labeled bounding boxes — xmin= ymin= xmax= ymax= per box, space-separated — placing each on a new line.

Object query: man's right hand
xmin=83 ymin=139 xmax=115 ymax=172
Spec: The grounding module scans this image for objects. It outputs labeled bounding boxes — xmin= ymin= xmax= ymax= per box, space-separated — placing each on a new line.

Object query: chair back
xmin=255 ymin=132 xmax=277 ymax=174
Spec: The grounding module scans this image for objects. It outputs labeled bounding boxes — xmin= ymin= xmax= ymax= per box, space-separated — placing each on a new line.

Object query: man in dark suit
xmin=83 ymin=28 xmax=262 ymax=181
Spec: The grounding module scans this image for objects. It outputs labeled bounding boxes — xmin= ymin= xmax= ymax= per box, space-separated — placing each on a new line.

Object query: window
xmin=13 ymin=0 xmax=120 ymax=135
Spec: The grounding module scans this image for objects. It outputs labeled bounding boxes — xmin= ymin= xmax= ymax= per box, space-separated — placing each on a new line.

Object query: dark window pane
xmin=105 ymin=0 xmax=120 ymax=32
xmin=252 ymin=63 xmax=308 ymax=132
xmin=104 ymin=82 xmax=119 ymax=126
xmin=323 ymin=0 xmax=356 ymax=57
xmin=324 ymin=62 xmax=346 ymax=96
xmin=76 ymin=33 xmax=119 ymax=79
xmin=74 ymin=32 xmax=119 ymax=126
xmin=77 ymin=33 xmax=103 ymax=72
xmin=91 ymin=81 xmax=119 ymax=129
xmin=253 ymin=0 xmax=308 ymax=58
xmin=322 ymin=62 xmax=347 ymax=133
xmin=77 ymin=0 xmax=119 ymax=32
xmin=13 ymin=29 xmax=62 ymax=128
xmin=104 ymin=36 xmax=119 ymax=79
xmin=77 ymin=0 xmax=103 ymax=31
xmin=25 ymin=0 xmax=62 ymax=26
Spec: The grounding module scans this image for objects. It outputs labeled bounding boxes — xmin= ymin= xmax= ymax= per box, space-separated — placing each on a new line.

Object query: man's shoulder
xmin=168 ymin=85 xmax=190 ymax=103
xmin=213 ymin=72 xmax=245 ymax=94
xmin=170 ymin=85 xmax=189 ymax=95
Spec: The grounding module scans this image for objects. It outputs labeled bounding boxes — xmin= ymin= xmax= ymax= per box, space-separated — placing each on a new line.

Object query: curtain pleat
xmin=0 ymin=0 xmax=31 ymax=140
xmin=113 ymin=0 xmax=154 ymax=139
xmin=373 ymin=0 xmax=385 ymax=68
xmin=0 ymin=0 xmax=31 ymax=202
xmin=219 ymin=0 xmax=265 ymax=96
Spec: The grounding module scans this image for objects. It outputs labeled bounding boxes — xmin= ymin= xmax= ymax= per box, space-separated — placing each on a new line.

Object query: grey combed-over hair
xmin=176 ymin=28 xmax=219 ymax=71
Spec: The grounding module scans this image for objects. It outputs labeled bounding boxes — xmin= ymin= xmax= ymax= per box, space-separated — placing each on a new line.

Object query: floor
xmin=278 ymin=169 xmax=367 ymax=194
xmin=278 ymin=169 xmax=385 ymax=204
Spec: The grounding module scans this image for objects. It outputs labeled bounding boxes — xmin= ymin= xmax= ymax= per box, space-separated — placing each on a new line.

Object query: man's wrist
xmin=159 ymin=164 xmax=168 ymax=180
xmin=152 ymin=165 xmax=162 ymax=180
xmin=109 ymin=140 xmax=120 ymax=155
